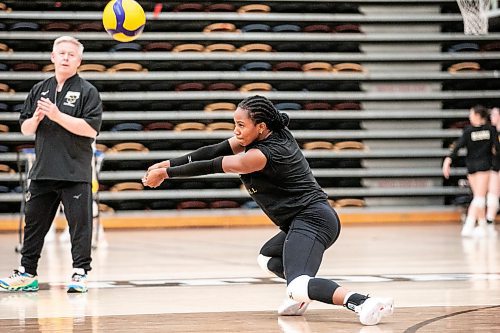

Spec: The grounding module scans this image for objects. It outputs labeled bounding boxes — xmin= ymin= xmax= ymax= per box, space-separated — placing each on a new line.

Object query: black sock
xmin=487 ymin=219 xmax=493 ymax=225
xmin=345 ymin=293 xmax=369 ymax=312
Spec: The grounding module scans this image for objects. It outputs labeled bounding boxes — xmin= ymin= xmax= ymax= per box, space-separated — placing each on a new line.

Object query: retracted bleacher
xmin=0 ymin=0 xmax=499 ymax=227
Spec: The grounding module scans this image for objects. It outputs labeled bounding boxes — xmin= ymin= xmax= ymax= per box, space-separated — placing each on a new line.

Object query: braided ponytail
xmin=238 ymin=95 xmax=290 ymax=131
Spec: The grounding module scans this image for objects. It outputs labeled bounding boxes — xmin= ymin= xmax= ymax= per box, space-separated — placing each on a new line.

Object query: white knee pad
xmin=472 ymin=197 xmax=486 ymax=209
xmin=257 ymin=254 xmax=273 ymax=275
xmin=286 ymin=275 xmax=312 ymax=303
xmin=487 ymin=193 xmax=499 ymax=208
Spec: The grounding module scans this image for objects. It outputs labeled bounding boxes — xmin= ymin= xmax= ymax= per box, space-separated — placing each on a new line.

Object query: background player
xmin=443 ymin=105 xmax=499 ymax=237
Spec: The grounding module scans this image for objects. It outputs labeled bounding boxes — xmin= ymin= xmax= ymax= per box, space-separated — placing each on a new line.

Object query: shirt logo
xmin=64 ymin=91 xmax=80 ymax=107
xmin=41 ymin=90 xmax=49 ymax=96
xmin=247 ymin=187 xmax=257 ymax=195
xmin=471 ymin=130 xmax=490 ymax=141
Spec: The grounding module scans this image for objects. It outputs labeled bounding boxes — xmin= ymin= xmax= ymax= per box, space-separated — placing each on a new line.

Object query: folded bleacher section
xmin=0 ymin=0 xmax=499 ymax=226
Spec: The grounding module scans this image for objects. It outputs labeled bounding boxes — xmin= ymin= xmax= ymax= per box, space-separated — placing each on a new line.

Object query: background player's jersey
xmin=449 ymin=124 xmax=499 ymax=170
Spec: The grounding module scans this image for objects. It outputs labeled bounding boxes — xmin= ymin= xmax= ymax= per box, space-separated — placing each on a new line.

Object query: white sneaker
xmin=0 ymin=268 xmax=39 ymax=292
xmin=355 ymin=297 xmax=394 ymax=326
xmin=278 ymin=298 xmax=310 ymax=316
xmin=461 ymin=223 xmax=475 ymax=237
xmin=67 ymin=269 xmax=88 ymax=293
xmin=487 ymin=224 xmax=498 ymax=238
xmin=473 ymin=225 xmax=488 ymax=238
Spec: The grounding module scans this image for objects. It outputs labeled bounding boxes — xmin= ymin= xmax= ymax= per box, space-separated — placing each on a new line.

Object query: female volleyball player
xmin=442 ymin=105 xmax=499 ymax=237
xmin=142 ymin=95 xmax=393 ymax=326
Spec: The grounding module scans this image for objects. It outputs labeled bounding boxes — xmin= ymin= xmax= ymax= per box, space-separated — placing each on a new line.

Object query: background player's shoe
xmin=278 ymin=298 xmax=310 ymax=316
xmin=67 ymin=269 xmax=88 ymax=293
xmin=0 ymin=268 xmax=39 ymax=292
xmin=487 ymin=224 xmax=498 ymax=238
xmin=461 ymin=221 xmax=475 ymax=237
xmin=355 ymin=297 xmax=393 ymax=325
xmin=473 ymin=220 xmax=488 ymax=238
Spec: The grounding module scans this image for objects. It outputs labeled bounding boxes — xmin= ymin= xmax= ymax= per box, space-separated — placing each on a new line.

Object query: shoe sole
xmin=67 ymin=286 xmax=88 ymax=293
xmin=0 ymin=285 xmax=39 ymax=292
xmin=0 ymin=280 xmax=39 ymax=292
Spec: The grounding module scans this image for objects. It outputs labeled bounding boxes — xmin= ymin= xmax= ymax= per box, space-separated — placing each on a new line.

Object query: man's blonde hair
xmin=53 ymin=36 xmax=84 ymax=58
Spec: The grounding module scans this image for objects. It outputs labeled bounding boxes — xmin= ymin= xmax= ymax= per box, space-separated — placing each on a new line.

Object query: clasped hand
xmin=37 ymin=97 xmax=61 ymax=121
xmin=142 ymin=163 xmax=168 ymax=188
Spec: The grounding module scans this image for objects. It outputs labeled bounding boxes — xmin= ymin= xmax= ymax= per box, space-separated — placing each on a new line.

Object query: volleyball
xmin=102 ymin=0 xmax=146 ymax=42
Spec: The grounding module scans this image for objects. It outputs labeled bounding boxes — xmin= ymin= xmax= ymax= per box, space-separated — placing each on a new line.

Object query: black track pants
xmin=21 ymin=180 xmax=93 ymax=275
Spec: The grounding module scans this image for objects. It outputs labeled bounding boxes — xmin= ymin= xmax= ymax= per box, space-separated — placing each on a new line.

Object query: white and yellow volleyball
xmin=102 ymin=0 xmax=146 ymax=42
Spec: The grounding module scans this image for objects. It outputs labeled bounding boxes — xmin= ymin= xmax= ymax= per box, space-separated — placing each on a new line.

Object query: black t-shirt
xmin=19 ymin=74 xmax=103 ymax=182
xmin=449 ymin=124 xmax=499 ymax=168
xmin=240 ymin=128 xmax=328 ymax=228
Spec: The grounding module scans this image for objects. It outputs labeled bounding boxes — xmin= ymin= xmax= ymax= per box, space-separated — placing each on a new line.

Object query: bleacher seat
xmin=302 ymin=62 xmax=333 ymax=72
xmin=203 ymin=23 xmax=238 ymax=33
xmin=172 ymin=43 xmax=205 ymax=52
xmin=239 ymin=82 xmax=273 ymax=92
xmin=144 ymin=122 xmax=174 ymax=131
xmin=206 ymin=3 xmax=235 ymax=12
xmin=207 ymin=82 xmax=237 ymax=91
xmin=143 ymin=42 xmax=173 ymax=52
xmin=204 ymin=102 xmax=236 ymax=112
xmin=241 ymin=23 xmax=272 ymax=33
xmin=174 ymin=3 xmax=204 ymax=12
xmin=237 ymin=43 xmax=273 ymax=52
xmin=206 ymin=122 xmax=235 ymax=131
xmin=78 ymin=64 xmax=107 ymax=72
xmin=237 ymin=4 xmax=271 ymax=13
xmin=205 ymin=43 xmax=236 ymax=52
xmin=272 ymin=24 xmax=301 ymax=33
xmin=273 ymin=62 xmax=302 ymax=72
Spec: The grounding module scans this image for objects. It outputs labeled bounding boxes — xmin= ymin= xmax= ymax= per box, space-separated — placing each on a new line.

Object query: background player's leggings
xmin=259 ymin=200 xmax=341 ymax=303
xmin=21 ymin=180 xmax=93 ymax=276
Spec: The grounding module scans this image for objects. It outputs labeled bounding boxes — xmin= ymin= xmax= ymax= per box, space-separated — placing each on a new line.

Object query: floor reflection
xmin=278 ymin=316 xmax=311 ymax=333
xmin=277 ymin=316 xmax=395 ymax=333
xmin=0 ymin=290 xmax=89 ymax=333
xmin=461 ymin=236 xmax=498 ymax=273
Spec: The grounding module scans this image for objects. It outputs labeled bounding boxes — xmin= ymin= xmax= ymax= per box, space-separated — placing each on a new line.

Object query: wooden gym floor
xmin=0 ymin=222 xmax=499 ymax=332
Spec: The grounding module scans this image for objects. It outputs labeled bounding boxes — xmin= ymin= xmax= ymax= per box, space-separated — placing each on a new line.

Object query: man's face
xmin=51 ymin=41 xmax=81 ymax=76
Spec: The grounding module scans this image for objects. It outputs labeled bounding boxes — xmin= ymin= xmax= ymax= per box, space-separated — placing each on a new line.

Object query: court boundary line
xmin=403 ymin=305 xmax=500 ymax=333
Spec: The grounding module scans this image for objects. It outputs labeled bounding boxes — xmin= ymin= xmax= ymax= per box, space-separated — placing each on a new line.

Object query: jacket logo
xmin=41 ymin=90 xmax=49 ymax=96
xmin=64 ymin=91 xmax=80 ymax=107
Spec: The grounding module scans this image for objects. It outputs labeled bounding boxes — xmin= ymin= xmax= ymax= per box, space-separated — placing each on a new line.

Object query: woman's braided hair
xmin=238 ymin=95 xmax=290 ymax=131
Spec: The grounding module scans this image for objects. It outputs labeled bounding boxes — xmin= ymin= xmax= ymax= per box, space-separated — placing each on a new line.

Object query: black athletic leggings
xmin=21 ymin=180 xmax=93 ymax=276
xmin=259 ymin=200 xmax=341 ymax=284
